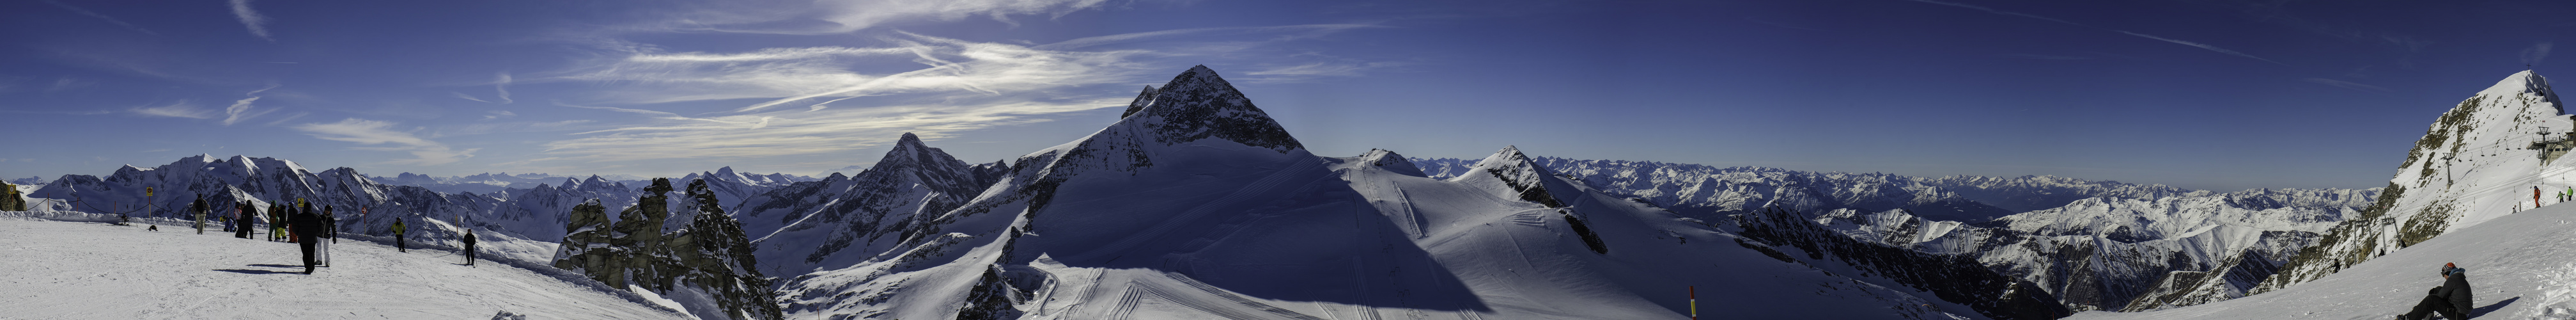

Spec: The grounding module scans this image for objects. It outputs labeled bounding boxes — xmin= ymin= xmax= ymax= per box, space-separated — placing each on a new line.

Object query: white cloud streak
xmin=222 ymin=84 xmax=279 ymax=125
xmin=493 ymin=72 xmax=515 ymax=104
xmin=1901 ymin=0 xmax=2083 ymax=26
xmin=525 ymin=24 xmax=1382 ymax=164
xmin=2114 ymin=31 xmax=2286 ymax=66
xmin=228 ymin=0 xmax=274 ymax=42
xmin=291 ymin=118 xmax=478 ymax=166
xmin=801 ymin=0 xmax=1112 ymax=34
xmin=567 ymin=31 xmax=1152 ymax=111
xmin=541 ymin=99 xmax=1121 ymax=162
xmin=45 ymin=0 xmax=157 ymax=35
xmin=2301 ymin=78 xmax=2389 ymax=92
xmin=130 ymin=101 xmax=214 ymax=119
xmin=2524 ymin=42 xmax=2554 ymax=67
xmin=1899 ymin=0 xmax=2284 ymax=66
xmin=453 ymin=92 xmax=495 ymax=103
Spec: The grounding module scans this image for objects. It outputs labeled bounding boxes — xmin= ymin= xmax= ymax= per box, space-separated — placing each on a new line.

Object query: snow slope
xmin=0 ymin=211 xmax=686 ymax=319
xmin=772 ymin=66 xmax=2011 ymax=319
xmin=2254 ymin=70 xmax=2572 ymax=295
xmin=1415 ymin=156 xmax=2377 ymax=311
xmin=2065 ymin=199 xmax=2576 ymax=320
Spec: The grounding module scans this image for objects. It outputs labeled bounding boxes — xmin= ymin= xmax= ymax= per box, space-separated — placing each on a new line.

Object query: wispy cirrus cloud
xmin=2114 ymin=31 xmax=2285 ymax=66
xmin=228 ymin=0 xmax=274 ymax=42
xmin=2523 ymin=42 xmax=2554 ymax=67
xmin=524 ymin=24 xmax=1381 ymax=164
xmin=291 ymin=118 xmax=477 ymax=166
xmin=1241 ymin=61 xmax=1400 ymax=84
xmin=223 ymin=84 xmax=279 ymax=125
xmin=2301 ymin=78 xmax=2389 ymax=92
xmin=1900 ymin=0 xmax=2283 ymax=66
xmin=1901 ymin=0 xmax=2082 ymax=26
xmin=453 ymin=72 xmax=517 ymax=104
xmin=566 ymin=31 xmax=1154 ymax=111
xmin=130 ymin=100 xmax=214 ymax=119
xmin=1034 ymin=24 xmax=1385 ymax=50
xmin=542 ymin=98 xmax=1121 ymax=163
xmin=702 ymin=0 xmax=1114 ymax=35
xmin=45 ymin=0 xmax=157 ymax=36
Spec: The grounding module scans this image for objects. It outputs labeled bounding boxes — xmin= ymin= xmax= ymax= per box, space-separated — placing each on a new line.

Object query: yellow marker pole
xmin=1688 ymin=286 xmax=1696 ymax=320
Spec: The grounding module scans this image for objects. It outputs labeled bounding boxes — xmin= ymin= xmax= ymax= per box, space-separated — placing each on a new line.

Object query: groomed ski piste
xmin=0 ymin=210 xmax=687 ymax=319
xmin=2065 ymin=200 xmax=2576 ymax=320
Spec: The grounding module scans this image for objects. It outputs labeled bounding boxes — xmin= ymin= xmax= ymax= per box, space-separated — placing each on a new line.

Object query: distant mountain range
xmin=19 ymin=67 xmax=2544 ymax=319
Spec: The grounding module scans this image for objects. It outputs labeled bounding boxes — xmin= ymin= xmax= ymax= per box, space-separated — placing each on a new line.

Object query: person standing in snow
xmin=323 ymin=205 xmax=337 ymax=243
xmin=269 ymin=202 xmax=286 ymax=241
xmin=190 ymin=196 xmax=208 ymax=235
xmin=2401 ymin=262 xmax=2474 ymax=320
xmin=221 ymin=202 xmax=236 ymax=234
xmin=291 ymin=204 xmax=323 ymax=275
xmin=235 ymin=201 xmax=255 ymax=239
xmin=462 ymin=230 xmax=478 ymax=266
xmin=392 ymin=218 xmax=408 ymax=253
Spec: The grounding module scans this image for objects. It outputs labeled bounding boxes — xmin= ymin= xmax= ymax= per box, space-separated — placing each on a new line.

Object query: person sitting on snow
xmin=2401 ymin=262 xmax=2474 ymax=320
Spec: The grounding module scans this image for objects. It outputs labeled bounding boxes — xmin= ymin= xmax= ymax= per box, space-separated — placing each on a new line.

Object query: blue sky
xmin=1 ymin=0 xmax=2570 ymax=191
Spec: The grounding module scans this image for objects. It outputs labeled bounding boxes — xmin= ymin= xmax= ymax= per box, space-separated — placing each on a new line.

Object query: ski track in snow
xmin=0 ymin=216 xmax=683 ymax=319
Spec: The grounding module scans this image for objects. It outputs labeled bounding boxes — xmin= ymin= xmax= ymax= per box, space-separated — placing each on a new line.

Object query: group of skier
xmin=159 ymin=196 xmax=479 ymax=273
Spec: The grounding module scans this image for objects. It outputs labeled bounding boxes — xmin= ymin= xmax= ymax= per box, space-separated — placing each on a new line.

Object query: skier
xmin=190 ymin=196 xmax=207 ymax=235
xmin=324 ymin=205 xmax=337 ymax=243
xmin=221 ymin=202 xmax=237 ymax=233
xmin=2536 ymin=186 xmax=2543 ymax=208
xmin=235 ymin=201 xmax=256 ymax=239
xmin=268 ymin=202 xmax=286 ymax=241
xmin=291 ymin=204 xmax=323 ymax=275
xmin=392 ymin=218 xmax=408 ymax=253
xmin=463 ymin=229 xmax=479 ymax=266
xmin=2400 ymin=262 xmax=2474 ymax=320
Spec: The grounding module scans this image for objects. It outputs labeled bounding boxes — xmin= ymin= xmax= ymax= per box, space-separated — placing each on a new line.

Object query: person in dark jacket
xmin=190 ymin=196 xmax=207 ymax=234
xmin=462 ymin=230 xmax=478 ymax=266
xmin=291 ymin=205 xmax=323 ymax=275
xmin=2402 ymin=262 xmax=2474 ymax=320
xmin=323 ymin=205 xmax=337 ymax=243
xmin=234 ymin=201 xmax=255 ymax=239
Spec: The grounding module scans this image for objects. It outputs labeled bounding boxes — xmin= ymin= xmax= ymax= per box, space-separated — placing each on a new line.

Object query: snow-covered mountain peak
xmin=1121 ymin=65 xmax=1303 ymax=152
xmin=1452 ymin=145 xmax=1585 ymax=208
xmin=858 ymin=132 xmax=977 ymax=178
xmin=2483 ymin=70 xmax=2559 ymax=104
xmin=1459 ymin=145 xmax=1545 ymax=182
xmin=1351 ymin=148 xmax=1425 ymax=177
xmin=1119 ymin=85 xmax=1156 ymax=118
xmin=2254 ymin=70 xmax=2573 ymax=294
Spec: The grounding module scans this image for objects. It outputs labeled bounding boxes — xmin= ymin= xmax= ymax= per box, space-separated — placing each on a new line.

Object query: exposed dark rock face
xmin=1 ymin=182 xmax=24 ymax=211
xmin=1738 ymin=207 xmax=2071 ymax=320
xmin=554 ymin=178 xmax=782 ymax=320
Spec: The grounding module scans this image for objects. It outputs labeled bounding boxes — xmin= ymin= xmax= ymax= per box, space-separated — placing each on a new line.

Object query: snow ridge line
xmin=329 ymin=233 xmax=689 ymax=317
xmin=1133 ymin=279 xmax=1270 ymax=320
xmin=1166 ymin=272 xmax=1328 ymax=319
xmin=1060 ymin=158 xmax=1323 ymax=263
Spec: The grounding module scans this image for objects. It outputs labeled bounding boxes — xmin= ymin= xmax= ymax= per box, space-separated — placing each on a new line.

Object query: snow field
xmin=0 ymin=211 xmax=685 ymax=319
xmin=2067 ymin=200 xmax=2576 ymax=319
